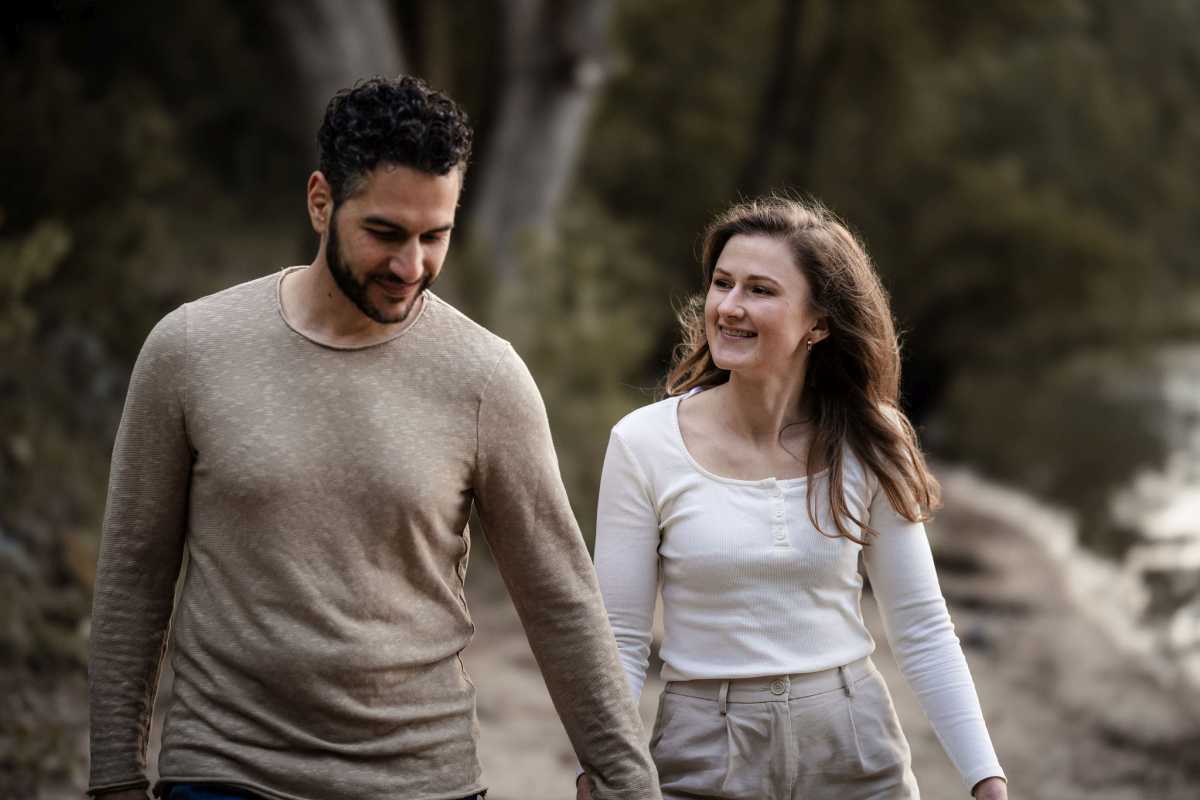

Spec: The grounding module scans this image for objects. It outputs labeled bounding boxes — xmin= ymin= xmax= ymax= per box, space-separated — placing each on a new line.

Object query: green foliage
xmin=582 ymin=0 xmax=1200 ymax=553
xmin=0 ymin=0 xmax=310 ymax=699
xmin=0 ymin=221 xmax=72 ymax=347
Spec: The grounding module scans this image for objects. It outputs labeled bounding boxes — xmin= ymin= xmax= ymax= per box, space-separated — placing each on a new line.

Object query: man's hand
xmin=973 ymin=777 xmax=1007 ymax=800
xmin=576 ymin=772 xmax=592 ymax=800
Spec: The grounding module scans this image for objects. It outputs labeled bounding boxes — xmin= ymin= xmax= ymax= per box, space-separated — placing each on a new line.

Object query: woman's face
xmin=705 ymin=234 xmax=825 ymax=378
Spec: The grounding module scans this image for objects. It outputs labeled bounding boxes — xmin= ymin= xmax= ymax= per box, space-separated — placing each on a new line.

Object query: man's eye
xmin=420 ymin=233 xmax=445 ymax=243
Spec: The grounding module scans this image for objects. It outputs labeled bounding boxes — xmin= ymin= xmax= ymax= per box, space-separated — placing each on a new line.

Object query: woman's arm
xmin=574 ymin=428 xmax=663 ymax=798
xmin=593 ymin=429 xmax=662 ymax=706
xmin=862 ymin=481 xmax=1007 ymax=794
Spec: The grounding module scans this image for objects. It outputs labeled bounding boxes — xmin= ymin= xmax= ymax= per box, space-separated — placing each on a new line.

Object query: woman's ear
xmin=809 ymin=314 xmax=831 ymax=344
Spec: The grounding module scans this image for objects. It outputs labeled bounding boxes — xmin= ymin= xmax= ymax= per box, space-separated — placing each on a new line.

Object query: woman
xmin=578 ymin=198 xmax=1007 ymax=799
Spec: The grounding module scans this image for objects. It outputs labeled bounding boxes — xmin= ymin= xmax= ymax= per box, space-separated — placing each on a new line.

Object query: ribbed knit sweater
xmin=594 ymin=395 xmax=1004 ymax=792
xmin=88 ymin=269 xmax=659 ymax=800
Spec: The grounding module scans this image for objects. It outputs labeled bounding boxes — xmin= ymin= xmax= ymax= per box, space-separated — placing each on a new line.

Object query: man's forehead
xmin=343 ymin=164 xmax=461 ymax=223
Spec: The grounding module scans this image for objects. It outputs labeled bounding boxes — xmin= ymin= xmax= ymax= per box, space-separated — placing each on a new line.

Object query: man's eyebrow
xmin=361 ymin=216 xmax=454 ymax=234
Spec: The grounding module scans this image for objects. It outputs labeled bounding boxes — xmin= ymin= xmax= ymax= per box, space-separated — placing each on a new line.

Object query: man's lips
xmin=374 ymin=278 xmax=421 ymax=297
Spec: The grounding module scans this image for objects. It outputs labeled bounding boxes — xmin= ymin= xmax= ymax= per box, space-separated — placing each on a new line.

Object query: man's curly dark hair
xmin=317 ymin=75 xmax=473 ymax=205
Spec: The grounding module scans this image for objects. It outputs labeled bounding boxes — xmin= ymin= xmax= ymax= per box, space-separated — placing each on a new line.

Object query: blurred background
xmin=3 ymin=1 xmax=1200 ymax=797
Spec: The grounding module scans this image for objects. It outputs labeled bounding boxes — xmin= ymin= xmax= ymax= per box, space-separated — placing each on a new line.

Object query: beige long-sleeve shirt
xmin=88 ymin=269 xmax=659 ymax=800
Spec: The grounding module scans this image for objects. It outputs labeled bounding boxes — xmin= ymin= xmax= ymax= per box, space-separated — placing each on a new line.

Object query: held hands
xmin=973 ymin=777 xmax=1008 ymax=800
xmin=95 ymin=791 xmax=149 ymax=800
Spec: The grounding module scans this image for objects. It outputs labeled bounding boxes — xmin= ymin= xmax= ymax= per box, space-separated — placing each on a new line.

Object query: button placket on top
xmin=766 ymin=478 xmax=789 ymax=548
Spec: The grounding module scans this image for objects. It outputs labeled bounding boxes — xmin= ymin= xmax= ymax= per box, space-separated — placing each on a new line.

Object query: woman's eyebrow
xmin=714 ymin=267 xmax=782 ymax=286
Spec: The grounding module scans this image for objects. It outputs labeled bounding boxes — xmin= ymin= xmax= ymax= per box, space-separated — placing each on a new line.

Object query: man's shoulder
xmin=421 ymin=292 xmax=517 ymax=377
xmin=143 ymin=271 xmax=275 ymax=337
xmin=183 ymin=271 xmax=278 ymax=319
xmin=423 ymin=292 xmax=509 ymax=350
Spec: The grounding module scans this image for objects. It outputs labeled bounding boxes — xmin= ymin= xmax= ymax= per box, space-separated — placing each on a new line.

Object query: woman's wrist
xmin=971 ymin=775 xmax=1007 ymax=798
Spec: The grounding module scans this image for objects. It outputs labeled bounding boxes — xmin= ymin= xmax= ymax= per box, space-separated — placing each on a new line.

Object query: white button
xmin=770 ymin=679 xmax=787 ymax=695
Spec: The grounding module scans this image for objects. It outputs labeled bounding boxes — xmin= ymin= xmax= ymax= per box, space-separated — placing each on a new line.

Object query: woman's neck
xmin=717 ymin=369 xmax=810 ymax=445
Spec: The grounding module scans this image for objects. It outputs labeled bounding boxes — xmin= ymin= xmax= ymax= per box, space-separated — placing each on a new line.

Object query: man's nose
xmin=388 ymin=239 xmax=423 ymax=283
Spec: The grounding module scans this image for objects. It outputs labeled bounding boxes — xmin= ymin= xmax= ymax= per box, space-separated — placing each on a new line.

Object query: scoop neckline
xmin=274 ymin=265 xmax=431 ymax=351
xmin=669 ymin=393 xmax=826 ymax=487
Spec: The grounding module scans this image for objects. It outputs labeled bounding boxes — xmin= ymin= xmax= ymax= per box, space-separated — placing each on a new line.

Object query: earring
xmin=806 ymin=338 xmax=814 ymax=352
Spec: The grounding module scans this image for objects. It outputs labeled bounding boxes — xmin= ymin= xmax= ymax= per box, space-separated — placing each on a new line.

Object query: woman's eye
xmin=751 ymin=285 xmax=774 ymax=295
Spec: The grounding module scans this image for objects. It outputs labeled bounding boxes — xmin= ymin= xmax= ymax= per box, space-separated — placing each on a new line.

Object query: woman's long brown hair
xmin=665 ymin=197 xmax=940 ymax=543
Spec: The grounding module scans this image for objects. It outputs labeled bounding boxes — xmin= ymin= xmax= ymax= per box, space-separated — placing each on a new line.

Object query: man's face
xmin=325 ymin=163 xmax=462 ymax=325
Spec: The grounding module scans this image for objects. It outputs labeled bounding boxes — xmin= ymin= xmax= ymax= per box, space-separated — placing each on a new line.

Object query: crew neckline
xmin=274 ymin=265 xmax=431 ymax=351
xmin=670 ymin=393 xmax=825 ymax=487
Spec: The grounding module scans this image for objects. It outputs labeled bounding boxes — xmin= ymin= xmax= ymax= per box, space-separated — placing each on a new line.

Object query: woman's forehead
xmin=716 ymin=234 xmax=803 ymax=281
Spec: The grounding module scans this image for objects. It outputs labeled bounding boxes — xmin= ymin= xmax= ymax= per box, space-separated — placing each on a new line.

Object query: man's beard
xmin=326 ymin=211 xmax=430 ymax=324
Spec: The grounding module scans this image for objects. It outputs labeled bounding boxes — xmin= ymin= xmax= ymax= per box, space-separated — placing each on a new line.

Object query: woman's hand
xmin=576 ymin=772 xmax=592 ymax=800
xmin=973 ymin=776 xmax=1007 ymax=799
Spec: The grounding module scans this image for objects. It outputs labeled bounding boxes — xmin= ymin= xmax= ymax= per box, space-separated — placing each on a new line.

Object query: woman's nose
xmin=717 ymin=289 xmax=744 ymax=318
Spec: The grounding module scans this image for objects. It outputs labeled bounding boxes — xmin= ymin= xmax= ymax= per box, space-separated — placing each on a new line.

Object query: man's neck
xmin=280 ymin=261 xmax=424 ymax=348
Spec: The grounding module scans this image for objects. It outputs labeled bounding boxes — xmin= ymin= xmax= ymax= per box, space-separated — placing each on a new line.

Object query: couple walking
xmin=88 ymin=76 xmax=1006 ymax=800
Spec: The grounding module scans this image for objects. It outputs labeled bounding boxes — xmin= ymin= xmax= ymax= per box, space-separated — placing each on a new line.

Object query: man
xmin=88 ymin=76 xmax=659 ymax=800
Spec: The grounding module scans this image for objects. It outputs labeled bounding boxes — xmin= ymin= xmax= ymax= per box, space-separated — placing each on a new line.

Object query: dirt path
xmin=465 ymin=484 xmax=1200 ymax=799
xmin=11 ymin=475 xmax=1200 ymax=798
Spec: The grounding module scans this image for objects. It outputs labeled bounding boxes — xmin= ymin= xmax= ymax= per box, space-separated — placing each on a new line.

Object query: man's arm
xmin=473 ymin=345 xmax=660 ymax=800
xmin=89 ymin=308 xmax=192 ymax=795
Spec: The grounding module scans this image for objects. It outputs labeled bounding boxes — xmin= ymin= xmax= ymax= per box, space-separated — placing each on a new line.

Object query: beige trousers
xmin=649 ymin=658 xmax=920 ymax=800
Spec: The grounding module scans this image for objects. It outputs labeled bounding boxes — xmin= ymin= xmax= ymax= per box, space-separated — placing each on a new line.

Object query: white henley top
xmin=594 ymin=394 xmax=1005 ymax=791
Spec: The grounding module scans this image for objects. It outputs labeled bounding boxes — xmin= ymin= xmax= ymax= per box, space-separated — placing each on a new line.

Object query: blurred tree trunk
xmin=788 ymin=0 xmax=848 ymax=189
xmin=395 ymin=0 xmax=453 ymax=92
xmin=275 ymin=0 xmax=407 ymax=157
xmin=465 ymin=0 xmax=615 ymax=281
xmin=737 ymin=0 xmax=808 ymax=196
xmin=737 ymin=0 xmax=849 ymax=195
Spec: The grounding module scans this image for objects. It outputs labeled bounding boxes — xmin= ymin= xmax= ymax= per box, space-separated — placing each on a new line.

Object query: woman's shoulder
xmin=611 ymin=394 xmax=680 ymax=442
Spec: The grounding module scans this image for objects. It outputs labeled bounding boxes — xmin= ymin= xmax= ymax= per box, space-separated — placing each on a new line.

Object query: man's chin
xmin=363 ymin=291 xmax=423 ymax=325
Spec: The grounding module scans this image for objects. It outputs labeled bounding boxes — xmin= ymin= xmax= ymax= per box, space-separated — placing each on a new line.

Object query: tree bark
xmin=274 ymin=0 xmax=407 ymax=159
xmin=737 ymin=0 xmax=808 ymax=196
xmin=736 ymin=0 xmax=849 ymax=196
xmin=788 ymin=0 xmax=848 ymax=189
xmin=465 ymin=0 xmax=614 ymax=281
